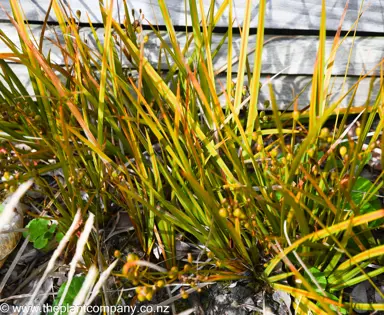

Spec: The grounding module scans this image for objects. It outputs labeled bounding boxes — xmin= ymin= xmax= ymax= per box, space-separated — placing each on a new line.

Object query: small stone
xmin=242 ymin=297 xmax=256 ymax=311
xmin=374 ymin=286 xmax=384 ymax=303
xmin=351 ymin=281 xmax=369 ymax=314
xmin=215 ymin=294 xmax=228 ymax=304
xmin=273 ymin=290 xmax=291 ymax=311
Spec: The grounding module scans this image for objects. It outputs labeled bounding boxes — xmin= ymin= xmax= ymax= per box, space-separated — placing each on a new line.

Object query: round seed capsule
xmin=181 ymin=289 xmax=189 ymax=299
xmin=218 ymin=208 xmax=228 ymax=218
xmin=320 ymin=127 xmax=330 ymax=139
xmin=145 ymin=292 xmax=153 ymax=301
xmin=137 ymin=294 xmax=146 ymax=302
xmin=339 ymin=146 xmax=347 ymax=157
xmin=127 ymin=253 xmax=139 ymax=262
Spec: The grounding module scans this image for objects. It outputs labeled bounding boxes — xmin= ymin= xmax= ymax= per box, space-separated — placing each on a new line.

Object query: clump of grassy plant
xmin=0 ymin=0 xmax=383 ymax=313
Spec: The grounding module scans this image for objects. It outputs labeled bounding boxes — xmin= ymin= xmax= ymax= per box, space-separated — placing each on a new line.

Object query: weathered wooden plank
xmin=211 ymin=35 xmax=384 ymax=76
xmin=216 ymin=75 xmax=381 ymax=110
xmin=0 ymin=1 xmax=383 ymax=33
xmin=1 ymin=24 xmax=382 ymax=76
xmin=1 ymin=64 xmax=380 ymax=109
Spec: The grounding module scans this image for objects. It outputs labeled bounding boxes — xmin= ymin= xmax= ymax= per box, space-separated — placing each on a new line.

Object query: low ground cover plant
xmin=0 ymin=0 xmax=383 ymax=313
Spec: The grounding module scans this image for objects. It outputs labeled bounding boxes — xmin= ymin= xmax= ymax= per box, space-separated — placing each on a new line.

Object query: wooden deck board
xmin=1 ymin=24 xmax=382 ymax=76
xmin=0 ymin=1 xmax=383 ymax=32
xmin=1 ymin=64 xmax=380 ymax=109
